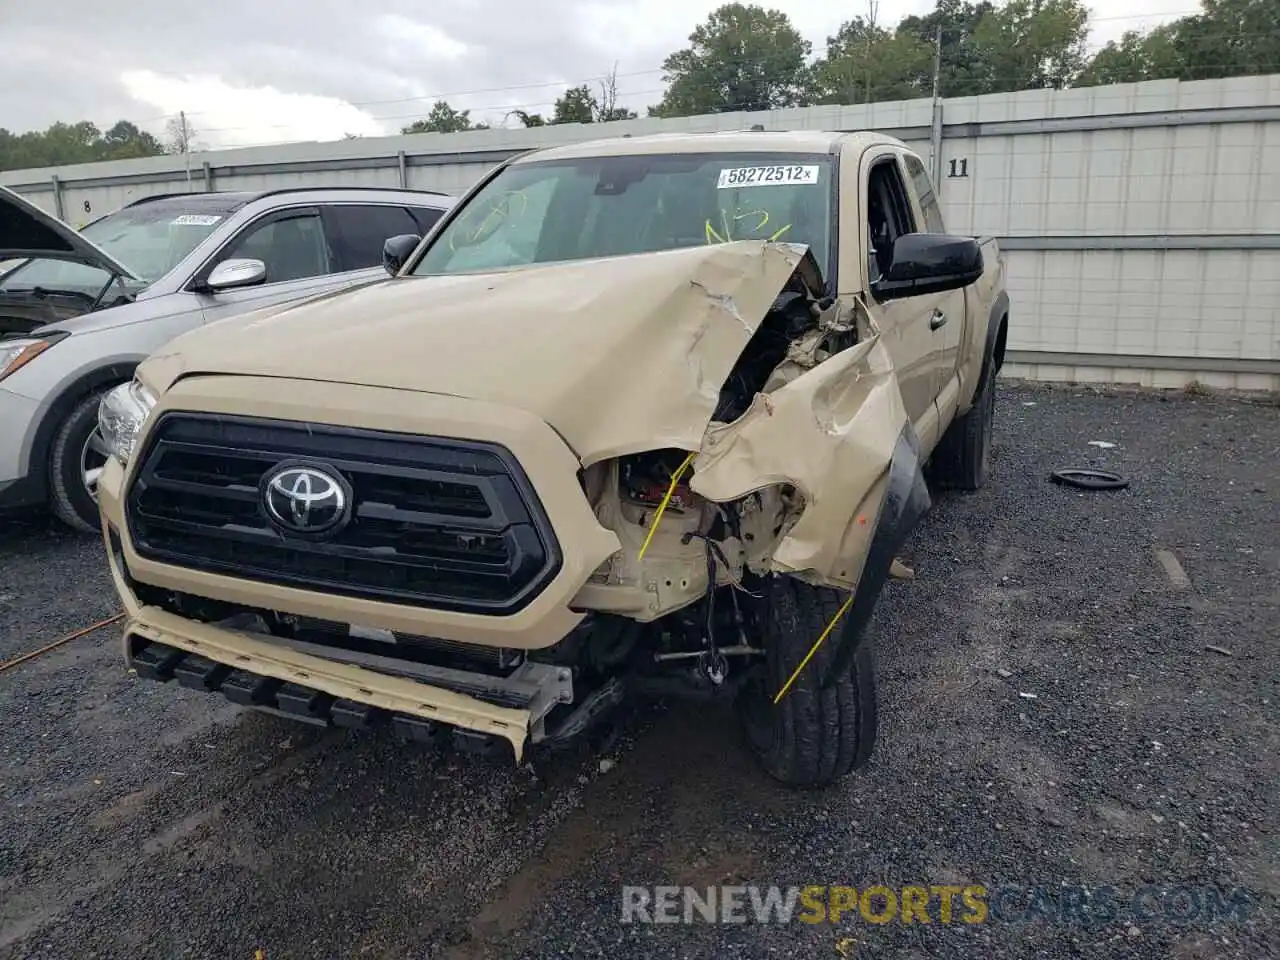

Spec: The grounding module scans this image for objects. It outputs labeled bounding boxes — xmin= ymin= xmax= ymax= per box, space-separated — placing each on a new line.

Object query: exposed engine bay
xmin=542 ymin=262 xmax=867 ymax=711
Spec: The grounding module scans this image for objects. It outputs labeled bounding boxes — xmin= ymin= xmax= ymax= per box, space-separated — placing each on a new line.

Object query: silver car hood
xmin=0 ymin=184 xmax=138 ymax=279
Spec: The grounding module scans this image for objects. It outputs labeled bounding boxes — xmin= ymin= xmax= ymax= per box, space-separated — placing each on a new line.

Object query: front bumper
xmin=105 ymin=490 xmax=567 ymax=762
xmin=0 ymin=386 xmax=40 ymax=510
xmin=99 ymin=375 xmax=623 ymax=759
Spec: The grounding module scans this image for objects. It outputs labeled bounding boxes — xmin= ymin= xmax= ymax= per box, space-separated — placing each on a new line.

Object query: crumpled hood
xmin=142 ymin=240 xmax=812 ymax=466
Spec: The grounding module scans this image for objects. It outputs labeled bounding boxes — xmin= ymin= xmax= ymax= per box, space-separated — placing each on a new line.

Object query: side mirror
xmin=383 ymin=234 xmax=421 ymax=276
xmin=870 ymin=234 xmax=984 ymax=302
xmin=204 ymin=258 xmax=267 ymax=292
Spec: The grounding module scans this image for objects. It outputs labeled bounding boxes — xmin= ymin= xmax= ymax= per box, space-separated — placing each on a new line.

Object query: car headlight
xmin=98 ymin=380 xmax=158 ymax=464
xmin=0 ymin=335 xmax=64 ymax=382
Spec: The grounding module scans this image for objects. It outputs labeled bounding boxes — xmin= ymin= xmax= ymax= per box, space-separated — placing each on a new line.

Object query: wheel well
xmin=30 ymin=365 xmax=135 ymax=496
xmin=993 ymin=315 xmax=1008 ymax=375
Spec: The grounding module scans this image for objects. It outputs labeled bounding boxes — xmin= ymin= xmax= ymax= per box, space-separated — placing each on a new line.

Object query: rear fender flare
xmin=977 ymin=290 xmax=1010 ymax=395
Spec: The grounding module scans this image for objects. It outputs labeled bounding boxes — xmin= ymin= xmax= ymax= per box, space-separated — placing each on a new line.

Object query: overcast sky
xmin=1 ymin=0 xmax=1194 ymax=150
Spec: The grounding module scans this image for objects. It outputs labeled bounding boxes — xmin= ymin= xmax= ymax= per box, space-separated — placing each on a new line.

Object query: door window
xmin=903 ymin=155 xmax=947 ymax=234
xmin=866 ymin=158 xmax=918 ymax=286
xmin=326 ymin=204 xmax=422 ymax=271
xmin=218 ymin=211 xmax=330 ymax=283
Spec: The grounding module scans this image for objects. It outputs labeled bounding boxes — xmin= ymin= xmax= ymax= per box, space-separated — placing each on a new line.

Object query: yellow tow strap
xmin=630 ymin=447 xmax=851 ymax=704
xmin=636 ymin=451 xmax=697 ymax=561
xmin=773 ymin=592 xmax=855 ymax=704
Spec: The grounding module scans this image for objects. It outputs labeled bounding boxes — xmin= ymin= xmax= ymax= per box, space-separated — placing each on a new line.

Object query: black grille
xmin=125 ymin=413 xmax=562 ymax=614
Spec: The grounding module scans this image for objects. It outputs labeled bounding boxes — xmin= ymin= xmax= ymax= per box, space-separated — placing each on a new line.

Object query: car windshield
xmin=0 ymin=200 xmax=232 ymax=295
xmin=413 ymin=152 xmax=834 ymax=278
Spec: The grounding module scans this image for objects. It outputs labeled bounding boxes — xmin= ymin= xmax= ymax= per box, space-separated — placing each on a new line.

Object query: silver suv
xmin=0 ymin=184 xmax=454 ymax=531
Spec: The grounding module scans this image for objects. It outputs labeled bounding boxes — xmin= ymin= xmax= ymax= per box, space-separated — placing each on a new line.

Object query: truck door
xmin=902 ymin=153 xmax=966 ymax=426
xmin=860 ymin=152 xmax=948 ymax=444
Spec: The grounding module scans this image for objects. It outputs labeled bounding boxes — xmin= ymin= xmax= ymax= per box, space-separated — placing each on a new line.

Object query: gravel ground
xmin=0 ymin=383 xmax=1276 ymax=960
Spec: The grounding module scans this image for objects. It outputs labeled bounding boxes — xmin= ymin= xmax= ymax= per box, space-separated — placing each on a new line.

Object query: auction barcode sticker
xmin=717 ymin=165 xmax=820 ymax=189
xmin=171 ymin=214 xmax=222 ymax=226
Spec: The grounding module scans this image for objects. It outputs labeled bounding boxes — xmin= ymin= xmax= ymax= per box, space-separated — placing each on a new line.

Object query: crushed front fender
xmin=689 ymin=335 xmax=924 ymax=591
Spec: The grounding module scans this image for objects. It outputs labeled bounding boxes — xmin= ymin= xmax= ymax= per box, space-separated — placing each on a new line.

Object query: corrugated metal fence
xmin=4 ymin=75 xmax=1278 ymax=390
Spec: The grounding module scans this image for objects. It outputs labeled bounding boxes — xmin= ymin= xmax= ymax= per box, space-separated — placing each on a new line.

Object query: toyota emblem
xmin=262 ymin=462 xmax=350 ymax=535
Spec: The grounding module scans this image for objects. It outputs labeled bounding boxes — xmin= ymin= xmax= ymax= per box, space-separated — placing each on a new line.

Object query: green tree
xmin=979 ymin=0 xmax=1090 ymax=91
xmin=102 ymin=120 xmax=165 ymax=160
xmin=894 ymin=0 xmax=1089 ymax=97
xmin=38 ymin=121 xmax=105 ymax=165
xmin=550 ymin=78 xmax=638 ymax=123
xmin=1079 ymin=0 xmax=1280 ymax=86
xmin=599 ymin=106 xmax=639 ymax=121
xmin=651 ymin=3 xmax=812 ymax=117
xmin=812 ymin=17 xmax=934 ymax=104
xmin=0 ymin=118 xmax=166 ymax=171
xmin=401 ymin=100 xmax=477 ymax=134
xmin=553 ymin=85 xmax=597 ymax=124
xmin=509 ymin=110 xmax=547 ymax=127
xmin=896 ymin=1 xmax=995 ymax=98
xmin=1077 ymin=27 xmax=1182 ymax=86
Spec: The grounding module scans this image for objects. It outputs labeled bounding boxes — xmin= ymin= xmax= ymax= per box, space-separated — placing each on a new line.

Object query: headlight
xmin=98 ymin=380 xmax=157 ymax=464
xmin=0 ymin=336 xmax=63 ymax=382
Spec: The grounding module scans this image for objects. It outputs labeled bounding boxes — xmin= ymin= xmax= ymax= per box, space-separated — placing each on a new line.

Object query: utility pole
xmin=180 ymin=110 xmax=191 ymax=189
xmin=932 ymin=25 xmax=943 ymax=101
xmin=930 ymin=25 xmax=945 ymax=192
xmin=865 ymin=0 xmax=879 ymax=104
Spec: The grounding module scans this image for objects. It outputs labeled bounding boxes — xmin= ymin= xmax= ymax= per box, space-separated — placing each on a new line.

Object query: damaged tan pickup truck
xmin=96 ymin=131 xmax=1008 ymax=787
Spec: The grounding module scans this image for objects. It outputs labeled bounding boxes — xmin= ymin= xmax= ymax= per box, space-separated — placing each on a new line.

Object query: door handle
xmin=929 ymin=309 xmax=948 ymax=331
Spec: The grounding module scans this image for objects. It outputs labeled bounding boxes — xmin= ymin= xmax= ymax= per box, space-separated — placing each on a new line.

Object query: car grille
xmin=124 ymin=413 xmax=562 ymax=615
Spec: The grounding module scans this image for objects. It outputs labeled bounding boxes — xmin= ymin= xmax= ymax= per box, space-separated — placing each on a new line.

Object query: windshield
xmin=413 ymin=152 xmax=834 ymax=278
xmin=0 ymin=202 xmax=230 ymax=295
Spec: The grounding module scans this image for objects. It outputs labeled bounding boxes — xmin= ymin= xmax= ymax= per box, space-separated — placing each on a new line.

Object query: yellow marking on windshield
xmin=448 ymin=189 xmax=529 ymax=252
xmin=705 ymin=208 xmax=792 ymax=245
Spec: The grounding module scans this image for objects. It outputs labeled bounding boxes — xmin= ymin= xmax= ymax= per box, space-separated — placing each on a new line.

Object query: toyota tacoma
xmin=97 ymin=131 xmax=1008 ymax=787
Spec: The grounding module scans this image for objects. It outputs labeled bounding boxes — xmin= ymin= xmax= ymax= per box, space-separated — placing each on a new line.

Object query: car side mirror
xmin=204 ymin=258 xmax=267 ymax=292
xmin=870 ymin=234 xmax=984 ymax=302
xmin=383 ymin=234 xmax=421 ymax=276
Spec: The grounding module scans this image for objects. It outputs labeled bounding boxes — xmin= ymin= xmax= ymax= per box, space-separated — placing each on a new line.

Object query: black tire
xmin=49 ymin=389 xmax=113 ymax=534
xmin=932 ymin=369 xmax=995 ymax=491
xmin=735 ymin=575 xmax=877 ymax=787
xmin=1049 ymin=468 xmax=1131 ymax=491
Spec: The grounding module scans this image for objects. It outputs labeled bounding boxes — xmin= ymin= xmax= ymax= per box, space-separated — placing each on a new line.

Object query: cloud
xmin=119 ymin=70 xmax=387 ymax=148
xmin=0 ymin=0 xmax=1195 ymax=153
xmin=374 ymin=15 xmax=470 ymax=62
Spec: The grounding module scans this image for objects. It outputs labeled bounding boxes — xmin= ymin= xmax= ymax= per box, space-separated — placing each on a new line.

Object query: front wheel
xmin=49 ymin=390 xmax=113 ymax=533
xmin=735 ymin=576 xmax=877 ymax=787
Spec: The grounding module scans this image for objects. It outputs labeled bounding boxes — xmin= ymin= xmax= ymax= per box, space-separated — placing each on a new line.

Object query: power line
xmin=17 ymin=3 xmax=1264 ymax=150
xmin=128 ymin=68 xmax=669 ymax=127
xmin=191 ymin=35 xmax=1280 ymax=139
xmin=126 ymin=6 xmax=1211 ymax=128
xmin=201 ymin=62 xmax=1280 ymax=150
